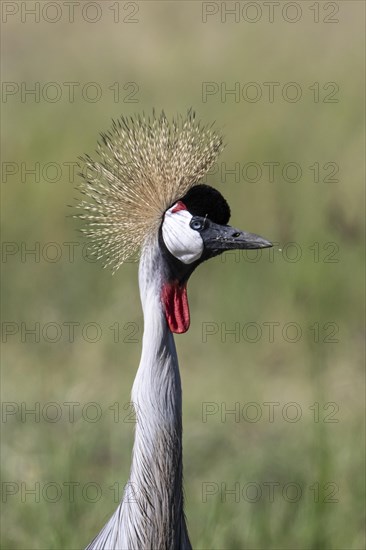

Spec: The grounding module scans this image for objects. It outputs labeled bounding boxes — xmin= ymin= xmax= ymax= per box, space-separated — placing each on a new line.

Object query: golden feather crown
xmin=75 ymin=110 xmax=224 ymax=271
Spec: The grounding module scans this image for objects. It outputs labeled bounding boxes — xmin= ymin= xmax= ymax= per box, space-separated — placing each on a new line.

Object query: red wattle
xmin=161 ymin=281 xmax=190 ymax=334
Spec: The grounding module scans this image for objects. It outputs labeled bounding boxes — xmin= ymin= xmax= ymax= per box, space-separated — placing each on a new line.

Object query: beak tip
xmin=260 ymin=239 xmax=273 ymax=249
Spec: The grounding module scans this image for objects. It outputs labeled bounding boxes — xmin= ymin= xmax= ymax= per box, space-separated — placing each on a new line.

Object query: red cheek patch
xmin=161 ymin=281 xmax=190 ymax=334
xmin=171 ymin=201 xmax=187 ymax=214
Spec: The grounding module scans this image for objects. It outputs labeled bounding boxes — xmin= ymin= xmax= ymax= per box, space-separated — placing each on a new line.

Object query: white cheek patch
xmin=162 ymin=205 xmax=204 ymax=264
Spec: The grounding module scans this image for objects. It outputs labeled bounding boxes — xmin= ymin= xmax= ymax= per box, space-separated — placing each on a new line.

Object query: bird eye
xmin=190 ymin=219 xmax=204 ymax=231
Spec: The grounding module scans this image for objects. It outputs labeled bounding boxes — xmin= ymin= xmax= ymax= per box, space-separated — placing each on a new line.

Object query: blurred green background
xmin=1 ymin=2 xmax=364 ymax=549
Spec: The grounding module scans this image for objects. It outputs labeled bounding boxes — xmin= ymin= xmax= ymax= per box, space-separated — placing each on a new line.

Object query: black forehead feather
xmin=179 ymin=184 xmax=231 ymax=225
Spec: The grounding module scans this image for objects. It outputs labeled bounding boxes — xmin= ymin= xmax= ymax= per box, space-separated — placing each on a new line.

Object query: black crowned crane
xmin=75 ymin=110 xmax=272 ymax=549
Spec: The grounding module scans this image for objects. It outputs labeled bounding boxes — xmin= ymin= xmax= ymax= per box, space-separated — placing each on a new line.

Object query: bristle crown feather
xmin=74 ymin=110 xmax=224 ymax=272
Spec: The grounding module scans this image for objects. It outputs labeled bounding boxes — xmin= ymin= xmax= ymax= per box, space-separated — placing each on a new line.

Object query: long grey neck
xmin=128 ymin=242 xmax=187 ymax=545
xmin=86 ymin=240 xmax=191 ymax=550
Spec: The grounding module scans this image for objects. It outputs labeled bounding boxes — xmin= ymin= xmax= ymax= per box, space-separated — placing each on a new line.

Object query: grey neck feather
xmin=86 ymin=237 xmax=192 ymax=550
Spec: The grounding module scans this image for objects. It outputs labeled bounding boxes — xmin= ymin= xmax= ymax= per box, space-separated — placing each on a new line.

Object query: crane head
xmin=159 ymin=184 xmax=272 ymax=334
xmin=75 ymin=110 xmax=272 ymax=334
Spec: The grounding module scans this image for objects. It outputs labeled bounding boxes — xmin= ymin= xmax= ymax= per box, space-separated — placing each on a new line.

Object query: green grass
xmin=1 ymin=3 xmax=365 ymax=549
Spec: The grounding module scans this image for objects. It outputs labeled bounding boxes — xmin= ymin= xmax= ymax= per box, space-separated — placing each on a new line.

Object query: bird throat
xmin=161 ymin=280 xmax=190 ymax=334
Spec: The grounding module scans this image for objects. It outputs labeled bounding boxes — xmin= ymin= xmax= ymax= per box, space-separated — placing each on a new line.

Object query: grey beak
xmin=202 ymin=221 xmax=272 ymax=251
